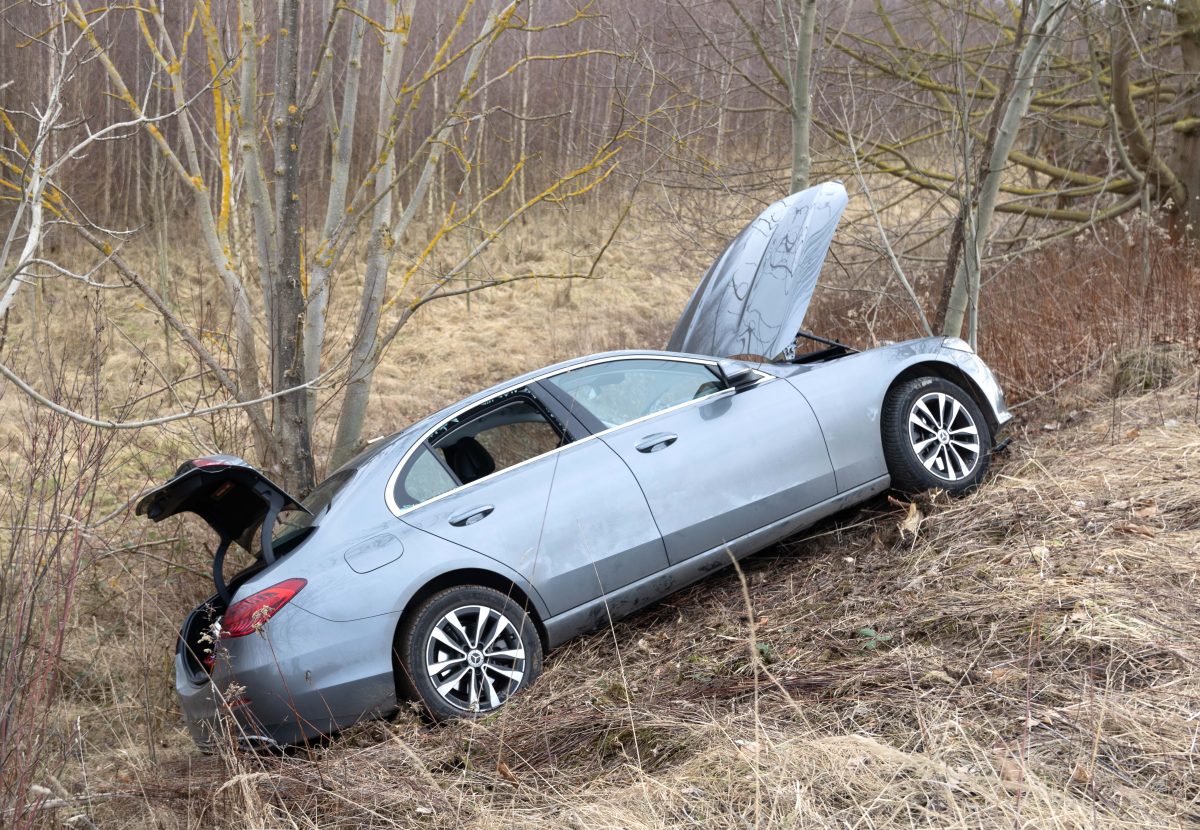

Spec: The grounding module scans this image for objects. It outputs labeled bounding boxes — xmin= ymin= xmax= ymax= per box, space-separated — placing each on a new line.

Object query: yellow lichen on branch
xmin=135 ymin=7 xmax=171 ymax=72
xmin=0 ymin=110 xmax=32 ymax=158
xmin=199 ymin=0 xmax=234 ymax=238
xmin=66 ymin=0 xmax=191 ymax=185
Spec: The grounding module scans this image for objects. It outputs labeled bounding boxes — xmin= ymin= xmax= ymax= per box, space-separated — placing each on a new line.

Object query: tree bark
xmin=328 ymin=0 xmax=416 ymax=470
xmin=0 ymin=92 xmax=51 ymax=318
xmin=1173 ymin=0 xmax=1200 ymax=235
xmin=942 ymin=0 xmax=1067 ymax=344
xmin=237 ymin=0 xmax=279 ymax=327
xmin=518 ymin=0 xmax=534 ymax=208
xmin=789 ymin=0 xmax=817 ymax=194
xmin=269 ymin=0 xmax=316 ymax=493
xmin=933 ymin=1 xmax=1030 ymax=334
xmin=1110 ymin=1 xmax=1187 ymax=218
xmin=302 ymin=0 xmax=368 ymax=426
xmin=329 ymin=0 xmax=503 ymax=468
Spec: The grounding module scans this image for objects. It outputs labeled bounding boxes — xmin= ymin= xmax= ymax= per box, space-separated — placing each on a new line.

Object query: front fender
xmin=782 ymin=337 xmax=962 ymax=492
xmin=939 ymin=338 xmax=1012 ymax=432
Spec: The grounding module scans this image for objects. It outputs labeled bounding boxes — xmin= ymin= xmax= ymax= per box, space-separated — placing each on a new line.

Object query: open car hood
xmin=667 ymin=181 xmax=848 ymax=360
xmin=135 ymin=455 xmax=307 ymax=550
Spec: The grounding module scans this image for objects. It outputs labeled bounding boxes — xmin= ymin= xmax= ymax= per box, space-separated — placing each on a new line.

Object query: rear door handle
xmin=448 ymin=505 xmax=494 ymax=527
xmin=635 ymin=432 xmax=678 ymax=453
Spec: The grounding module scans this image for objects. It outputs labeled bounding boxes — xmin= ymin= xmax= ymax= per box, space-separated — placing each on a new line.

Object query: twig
xmin=0 ymin=358 xmax=324 ymax=430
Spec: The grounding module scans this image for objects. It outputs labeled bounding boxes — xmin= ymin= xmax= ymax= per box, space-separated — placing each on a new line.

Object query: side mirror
xmin=716 ymin=358 xmax=756 ymax=390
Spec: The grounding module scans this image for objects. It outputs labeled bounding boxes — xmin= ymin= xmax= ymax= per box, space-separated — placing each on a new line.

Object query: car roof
xmin=462 ymin=349 xmax=707 ymax=405
xmin=359 ymin=349 xmax=710 ymax=465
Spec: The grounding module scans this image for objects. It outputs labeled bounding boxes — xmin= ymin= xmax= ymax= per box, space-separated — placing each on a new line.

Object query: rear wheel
xmin=882 ymin=377 xmax=991 ymax=495
xmin=396 ymin=586 xmax=542 ymax=721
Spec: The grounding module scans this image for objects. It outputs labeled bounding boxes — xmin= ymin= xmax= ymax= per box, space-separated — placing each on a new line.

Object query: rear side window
xmin=393 ymin=392 xmax=568 ymax=511
xmin=545 ymin=358 xmax=722 ymax=428
xmin=438 ymin=399 xmax=562 ymax=476
xmin=395 ymin=446 xmax=458 ymax=510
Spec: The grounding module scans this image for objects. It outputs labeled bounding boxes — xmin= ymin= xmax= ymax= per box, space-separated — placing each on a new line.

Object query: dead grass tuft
xmin=1110 ymin=343 xmax=1189 ymax=397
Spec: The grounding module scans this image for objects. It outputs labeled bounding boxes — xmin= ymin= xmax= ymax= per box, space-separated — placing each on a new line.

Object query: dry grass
xmin=3 ymin=191 xmax=1199 ymax=829
xmin=22 ymin=366 xmax=1195 ymax=829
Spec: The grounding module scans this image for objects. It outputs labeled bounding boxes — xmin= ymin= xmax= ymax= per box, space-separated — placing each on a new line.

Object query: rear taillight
xmin=221 ymin=578 xmax=307 ymax=638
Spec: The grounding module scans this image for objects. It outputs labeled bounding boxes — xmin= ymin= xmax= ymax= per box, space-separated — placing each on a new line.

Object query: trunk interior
xmin=179 ymin=597 xmax=225 ymax=682
xmin=177 ymin=563 xmax=266 ymax=683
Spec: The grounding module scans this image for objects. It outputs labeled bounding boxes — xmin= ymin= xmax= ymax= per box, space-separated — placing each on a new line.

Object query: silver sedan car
xmin=137 ymin=182 xmax=1010 ymax=748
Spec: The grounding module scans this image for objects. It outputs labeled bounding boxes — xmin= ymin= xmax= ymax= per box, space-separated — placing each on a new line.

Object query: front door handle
xmin=448 ymin=505 xmax=494 ymax=527
xmin=635 ymin=432 xmax=678 ymax=453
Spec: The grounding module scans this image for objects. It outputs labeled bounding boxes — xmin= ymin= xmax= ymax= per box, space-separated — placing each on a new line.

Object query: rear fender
xmin=287 ymin=526 xmax=551 ymax=625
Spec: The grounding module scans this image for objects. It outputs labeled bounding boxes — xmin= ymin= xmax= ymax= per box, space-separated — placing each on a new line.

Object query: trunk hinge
xmin=212 ymin=537 xmax=234 ymax=605
xmin=212 ymin=488 xmax=288 ymax=604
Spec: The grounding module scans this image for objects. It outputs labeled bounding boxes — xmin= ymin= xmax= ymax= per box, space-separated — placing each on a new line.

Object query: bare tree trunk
xmin=942 ymin=0 xmax=1067 ymax=344
xmin=150 ymin=150 xmax=174 ymax=372
xmin=1173 ymin=0 xmax=1200 ymax=234
xmin=563 ymin=23 xmax=584 ymax=160
xmin=329 ymin=0 xmax=415 ymax=469
xmin=430 ymin=4 xmax=445 ymax=220
xmin=303 ymin=0 xmax=367 ymax=425
xmin=269 ymin=0 xmax=316 ymax=493
xmin=330 ymin=0 xmax=502 ymax=468
xmin=103 ymin=77 xmax=113 ymax=218
xmin=714 ymin=36 xmax=733 ymax=165
xmin=934 ymin=1 xmax=1031 ymax=333
xmin=789 ymin=0 xmax=817 ymax=193
xmin=517 ymin=0 xmax=534 ymax=209
xmin=233 ymin=0 xmax=289 ymax=473
xmin=0 ymin=12 xmax=64 ymax=319
xmin=1111 ymin=1 xmax=1187 ymax=217
xmin=0 ymin=128 xmax=47 ymax=318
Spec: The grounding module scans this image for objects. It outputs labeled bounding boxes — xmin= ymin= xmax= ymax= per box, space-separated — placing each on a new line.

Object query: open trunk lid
xmin=136 ymin=455 xmax=306 ymax=549
xmin=667 ymin=181 xmax=848 ymax=360
xmin=136 ymin=455 xmax=308 ymax=603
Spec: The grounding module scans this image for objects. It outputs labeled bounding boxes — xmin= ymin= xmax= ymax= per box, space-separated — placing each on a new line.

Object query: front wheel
xmin=396 ymin=585 xmax=543 ymax=721
xmin=882 ymin=376 xmax=992 ymax=495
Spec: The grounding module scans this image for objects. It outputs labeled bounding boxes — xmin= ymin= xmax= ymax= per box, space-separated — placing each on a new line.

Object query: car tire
xmin=882 ymin=376 xmax=992 ymax=495
xmin=396 ymin=585 xmax=543 ymax=721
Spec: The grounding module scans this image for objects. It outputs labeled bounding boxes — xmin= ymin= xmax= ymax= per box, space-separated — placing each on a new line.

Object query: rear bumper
xmin=175 ymin=604 xmax=401 ymax=750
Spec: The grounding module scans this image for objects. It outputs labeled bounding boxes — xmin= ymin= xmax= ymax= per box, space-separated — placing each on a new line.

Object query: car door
xmin=391 ymin=385 xmax=668 ymax=617
xmin=541 ymin=356 xmax=837 ymax=565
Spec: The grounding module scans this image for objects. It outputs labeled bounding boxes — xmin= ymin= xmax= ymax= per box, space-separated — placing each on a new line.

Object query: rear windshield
xmin=270 ymin=469 xmax=355 ymax=550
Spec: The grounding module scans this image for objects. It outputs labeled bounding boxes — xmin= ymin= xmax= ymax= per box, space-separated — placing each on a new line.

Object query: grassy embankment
xmin=1 ymin=190 xmax=1197 ymax=828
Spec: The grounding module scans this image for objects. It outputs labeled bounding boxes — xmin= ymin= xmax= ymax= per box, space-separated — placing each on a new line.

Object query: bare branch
xmin=0 ymin=358 xmax=325 ymax=431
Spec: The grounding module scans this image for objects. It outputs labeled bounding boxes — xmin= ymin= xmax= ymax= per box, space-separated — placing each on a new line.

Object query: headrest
xmin=443 ymin=436 xmax=496 ymax=483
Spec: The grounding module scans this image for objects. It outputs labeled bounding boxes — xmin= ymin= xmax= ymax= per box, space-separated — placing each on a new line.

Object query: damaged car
xmin=137 ymin=181 xmax=1010 ymax=748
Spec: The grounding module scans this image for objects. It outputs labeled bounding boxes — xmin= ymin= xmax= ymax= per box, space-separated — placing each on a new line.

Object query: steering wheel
xmin=640 ymin=380 xmax=721 ymax=418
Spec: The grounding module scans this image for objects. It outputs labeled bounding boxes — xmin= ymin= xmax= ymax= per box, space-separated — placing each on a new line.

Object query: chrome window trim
xmin=384 ymin=354 xmax=769 ymax=518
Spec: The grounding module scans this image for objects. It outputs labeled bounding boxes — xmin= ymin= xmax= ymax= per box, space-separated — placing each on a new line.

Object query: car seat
xmin=442 ymin=436 xmax=496 ymax=484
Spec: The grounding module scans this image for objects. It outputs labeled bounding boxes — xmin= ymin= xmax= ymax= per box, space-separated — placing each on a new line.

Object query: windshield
xmin=270 ymin=469 xmax=355 ymax=550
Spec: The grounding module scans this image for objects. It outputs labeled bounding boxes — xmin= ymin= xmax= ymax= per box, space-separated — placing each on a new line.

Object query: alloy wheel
xmin=907 ymin=391 xmax=981 ymax=482
xmin=424 ymin=605 xmax=526 ymax=712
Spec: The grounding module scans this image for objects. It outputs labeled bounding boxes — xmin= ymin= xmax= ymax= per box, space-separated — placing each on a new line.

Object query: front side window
xmin=545 ymin=359 xmax=723 ymax=428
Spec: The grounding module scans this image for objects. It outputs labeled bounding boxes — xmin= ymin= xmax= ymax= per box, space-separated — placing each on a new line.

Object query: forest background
xmin=1 ymin=1 xmax=1198 ymax=827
